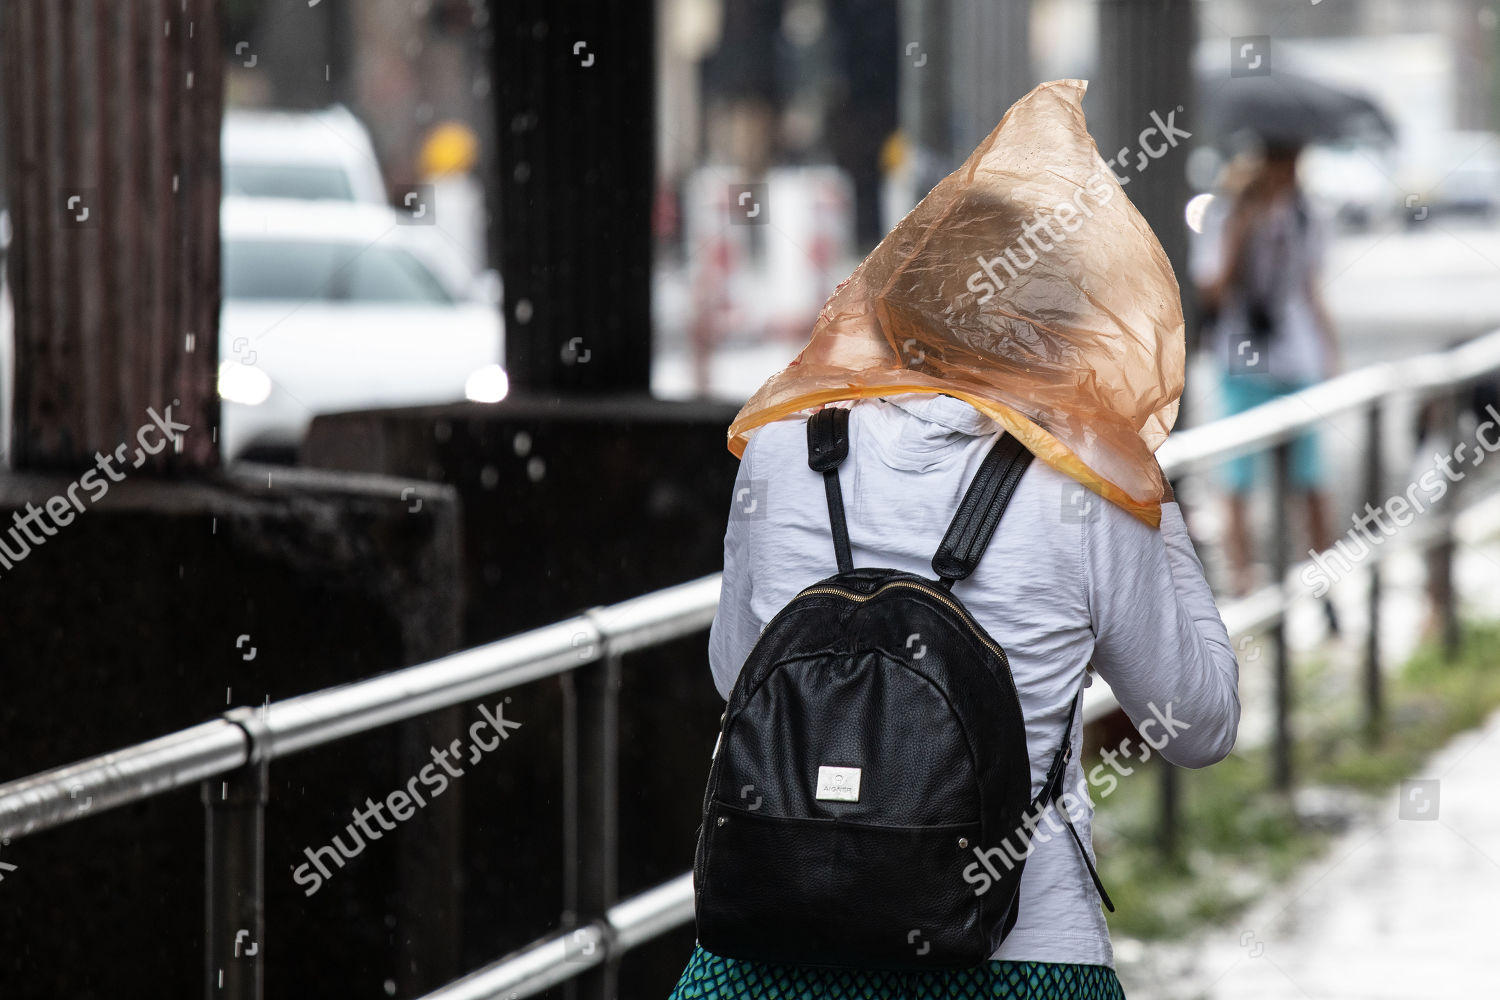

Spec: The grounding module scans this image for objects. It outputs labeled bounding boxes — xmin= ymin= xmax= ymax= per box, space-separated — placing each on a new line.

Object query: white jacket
xmin=708 ymin=392 xmax=1240 ymax=967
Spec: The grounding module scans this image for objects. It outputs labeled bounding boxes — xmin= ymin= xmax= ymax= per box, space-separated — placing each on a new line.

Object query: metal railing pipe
xmin=418 ymin=874 xmax=696 ymax=1000
xmin=1422 ymin=329 xmax=1500 ymax=389
xmin=0 ymin=577 xmax=726 ymax=840
xmin=606 ymin=873 xmax=695 ymax=953
xmin=583 ymin=576 xmax=722 ymax=658
xmin=419 ymin=927 xmax=607 ymax=1000
xmin=263 ymin=619 xmax=601 ymax=759
xmin=263 ymin=577 xmax=723 ymax=760
xmin=0 ymin=720 xmax=248 ymax=840
xmin=1157 ymin=362 xmax=1396 ymax=476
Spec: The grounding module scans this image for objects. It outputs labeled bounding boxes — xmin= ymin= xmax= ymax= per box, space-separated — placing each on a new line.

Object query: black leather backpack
xmin=693 ymin=405 xmax=1111 ymax=970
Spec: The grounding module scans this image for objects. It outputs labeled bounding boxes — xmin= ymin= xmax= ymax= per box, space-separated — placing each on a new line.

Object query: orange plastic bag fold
xmin=727 ymin=79 xmax=1184 ymax=527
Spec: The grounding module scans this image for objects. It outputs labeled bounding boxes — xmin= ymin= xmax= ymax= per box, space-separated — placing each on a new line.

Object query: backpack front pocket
xmin=696 ymin=800 xmax=986 ymax=969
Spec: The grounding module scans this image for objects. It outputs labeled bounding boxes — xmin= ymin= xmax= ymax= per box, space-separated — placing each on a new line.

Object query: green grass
xmin=1094 ymin=622 xmax=1500 ymax=940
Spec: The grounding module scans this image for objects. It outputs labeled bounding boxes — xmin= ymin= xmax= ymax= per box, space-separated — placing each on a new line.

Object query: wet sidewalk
xmin=1114 ymin=493 xmax=1500 ymax=998
xmin=1119 ymin=704 xmax=1500 ymax=999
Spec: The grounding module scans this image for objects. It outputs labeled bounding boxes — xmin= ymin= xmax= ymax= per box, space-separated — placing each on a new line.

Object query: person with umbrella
xmin=1197 ymin=139 xmax=1340 ymax=602
xmin=1194 ymin=73 xmax=1390 ymax=606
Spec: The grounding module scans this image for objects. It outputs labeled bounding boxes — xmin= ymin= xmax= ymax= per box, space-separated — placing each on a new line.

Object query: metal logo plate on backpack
xmin=815 ymin=765 xmax=861 ymax=801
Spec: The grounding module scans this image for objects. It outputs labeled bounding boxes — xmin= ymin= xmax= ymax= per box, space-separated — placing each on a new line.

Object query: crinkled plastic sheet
xmin=728 ymin=79 xmax=1183 ymax=526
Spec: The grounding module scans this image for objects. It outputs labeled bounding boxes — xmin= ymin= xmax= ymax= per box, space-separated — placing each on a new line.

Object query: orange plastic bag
xmin=727 ymin=79 xmax=1183 ymax=526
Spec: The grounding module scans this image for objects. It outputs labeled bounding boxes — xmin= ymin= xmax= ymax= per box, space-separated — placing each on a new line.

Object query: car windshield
xmin=223 ymin=239 xmax=453 ymax=304
xmin=223 ymin=161 xmax=356 ymax=202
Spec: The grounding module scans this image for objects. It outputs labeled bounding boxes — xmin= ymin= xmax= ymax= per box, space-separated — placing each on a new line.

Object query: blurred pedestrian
xmin=1197 ymin=145 xmax=1341 ymax=604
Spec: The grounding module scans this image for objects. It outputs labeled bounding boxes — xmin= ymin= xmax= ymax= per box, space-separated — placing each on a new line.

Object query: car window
xmin=224 ymin=239 xmax=453 ymax=304
xmin=345 ymin=244 xmax=454 ymax=303
xmin=223 ymin=162 xmax=355 ymax=202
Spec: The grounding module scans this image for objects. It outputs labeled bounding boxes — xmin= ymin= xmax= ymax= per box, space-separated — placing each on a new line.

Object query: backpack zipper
xmin=797 ymin=579 xmax=1008 ymax=665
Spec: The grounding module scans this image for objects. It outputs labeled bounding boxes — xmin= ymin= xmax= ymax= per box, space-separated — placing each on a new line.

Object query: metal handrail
xmin=5 ymin=327 xmax=1500 ymax=999
xmin=1158 ymin=326 xmax=1500 ymax=475
xmin=418 ymin=875 xmax=696 ymax=1000
xmin=0 ymin=575 xmax=721 ymax=841
xmin=10 ymin=327 xmax=1500 ymax=840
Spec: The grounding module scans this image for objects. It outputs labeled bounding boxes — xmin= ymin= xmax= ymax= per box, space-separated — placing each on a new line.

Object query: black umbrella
xmin=1201 ymin=71 xmax=1396 ymax=150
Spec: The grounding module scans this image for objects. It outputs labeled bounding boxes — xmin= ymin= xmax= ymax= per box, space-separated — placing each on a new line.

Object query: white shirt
xmin=708 ymin=393 xmax=1240 ymax=967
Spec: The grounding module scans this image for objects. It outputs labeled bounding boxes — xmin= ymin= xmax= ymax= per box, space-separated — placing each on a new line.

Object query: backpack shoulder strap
xmin=806 ymin=407 xmax=854 ymax=574
xmin=931 ymin=432 xmax=1032 ymax=589
xmin=1033 ymin=686 xmax=1116 ymax=912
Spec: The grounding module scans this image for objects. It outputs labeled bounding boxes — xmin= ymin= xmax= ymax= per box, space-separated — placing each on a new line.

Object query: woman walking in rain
xmin=673 ymin=81 xmax=1240 ymax=1000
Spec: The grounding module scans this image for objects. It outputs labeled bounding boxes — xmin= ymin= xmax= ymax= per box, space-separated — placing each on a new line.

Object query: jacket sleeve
xmin=707 ymin=446 xmax=762 ymax=701
xmin=1085 ymin=499 xmax=1240 ymax=768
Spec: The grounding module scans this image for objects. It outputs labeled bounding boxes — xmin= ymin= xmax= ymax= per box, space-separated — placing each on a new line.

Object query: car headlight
xmin=218 ymin=362 xmax=272 ymax=406
xmin=465 ymin=364 xmax=509 ymax=403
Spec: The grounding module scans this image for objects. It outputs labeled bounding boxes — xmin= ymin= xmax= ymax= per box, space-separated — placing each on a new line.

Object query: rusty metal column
xmin=0 ymin=0 xmax=221 ymax=472
xmin=204 ymin=758 xmax=268 ymax=1000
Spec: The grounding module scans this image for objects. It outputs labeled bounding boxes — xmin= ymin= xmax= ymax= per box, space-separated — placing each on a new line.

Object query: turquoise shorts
xmin=667 ymin=944 xmax=1126 ymax=1000
xmin=1219 ymin=373 xmax=1323 ymax=494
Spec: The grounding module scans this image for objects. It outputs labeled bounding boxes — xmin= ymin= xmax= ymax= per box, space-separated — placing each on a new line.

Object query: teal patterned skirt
xmin=668 ymin=944 xmax=1125 ymax=999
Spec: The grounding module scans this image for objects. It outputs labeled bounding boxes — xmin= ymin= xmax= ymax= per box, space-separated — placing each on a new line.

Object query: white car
xmin=219 ymin=197 xmax=506 ymax=461
xmin=222 ymin=105 xmax=388 ymax=205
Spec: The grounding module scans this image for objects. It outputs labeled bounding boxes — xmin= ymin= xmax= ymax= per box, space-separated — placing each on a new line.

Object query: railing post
xmin=561 ymin=646 xmax=621 ymax=1000
xmin=1364 ymin=403 xmax=1383 ymax=743
xmin=203 ymin=758 xmax=268 ymax=1000
xmin=1157 ymin=762 xmax=1178 ymax=859
xmin=1270 ymin=440 xmax=1293 ymax=792
xmin=1441 ymin=387 xmax=1464 ymax=659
